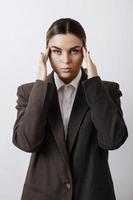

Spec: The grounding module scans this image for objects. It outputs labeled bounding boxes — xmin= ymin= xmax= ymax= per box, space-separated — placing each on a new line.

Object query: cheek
xmin=50 ymin=54 xmax=60 ymax=64
xmin=49 ymin=55 xmax=61 ymax=72
xmin=73 ymin=54 xmax=83 ymax=64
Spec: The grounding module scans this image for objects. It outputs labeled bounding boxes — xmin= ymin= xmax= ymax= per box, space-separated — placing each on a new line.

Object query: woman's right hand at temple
xmin=37 ymin=47 xmax=50 ymax=81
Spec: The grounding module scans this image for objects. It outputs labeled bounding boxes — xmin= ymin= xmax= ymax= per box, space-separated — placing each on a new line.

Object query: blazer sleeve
xmin=82 ymin=76 xmax=128 ymax=150
xmin=12 ymin=79 xmax=51 ymax=152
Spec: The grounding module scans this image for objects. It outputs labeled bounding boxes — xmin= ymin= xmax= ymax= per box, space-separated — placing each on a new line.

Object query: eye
xmin=71 ymin=49 xmax=80 ymax=54
xmin=52 ymin=50 xmax=61 ymax=55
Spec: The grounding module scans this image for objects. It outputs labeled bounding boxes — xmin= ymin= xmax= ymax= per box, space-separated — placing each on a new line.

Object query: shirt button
xmin=65 ymin=182 xmax=71 ymax=189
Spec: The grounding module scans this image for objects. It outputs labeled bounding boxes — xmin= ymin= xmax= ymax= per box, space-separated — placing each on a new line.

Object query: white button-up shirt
xmin=54 ymin=69 xmax=82 ymax=139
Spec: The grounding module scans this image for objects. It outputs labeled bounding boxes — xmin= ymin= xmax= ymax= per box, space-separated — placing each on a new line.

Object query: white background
xmin=0 ymin=0 xmax=132 ymax=199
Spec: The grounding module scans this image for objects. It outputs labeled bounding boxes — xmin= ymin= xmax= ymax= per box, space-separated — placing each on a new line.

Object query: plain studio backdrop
xmin=0 ymin=0 xmax=132 ymax=199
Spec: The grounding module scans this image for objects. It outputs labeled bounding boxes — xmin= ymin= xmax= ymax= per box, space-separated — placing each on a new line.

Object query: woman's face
xmin=48 ymin=33 xmax=84 ymax=84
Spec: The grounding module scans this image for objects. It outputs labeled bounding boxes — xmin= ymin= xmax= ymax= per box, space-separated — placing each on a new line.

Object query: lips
xmin=61 ymin=68 xmax=72 ymax=72
xmin=61 ymin=66 xmax=72 ymax=69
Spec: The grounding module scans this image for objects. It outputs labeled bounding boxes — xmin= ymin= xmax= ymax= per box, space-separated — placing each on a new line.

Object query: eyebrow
xmin=50 ymin=45 xmax=82 ymax=50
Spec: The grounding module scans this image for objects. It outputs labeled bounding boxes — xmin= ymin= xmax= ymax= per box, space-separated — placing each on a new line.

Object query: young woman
xmin=13 ymin=18 xmax=128 ymax=200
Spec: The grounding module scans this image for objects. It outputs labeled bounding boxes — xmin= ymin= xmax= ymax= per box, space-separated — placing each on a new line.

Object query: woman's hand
xmin=37 ymin=47 xmax=50 ymax=81
xmin=82 ymin=47 xmax=98 ymax=79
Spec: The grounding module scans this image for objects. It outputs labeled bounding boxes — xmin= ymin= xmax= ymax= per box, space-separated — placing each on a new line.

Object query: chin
xmin=59 ymin=72 xmax=71 ymax=77
xmin=59 ymin=75 xmax=74 ymax=84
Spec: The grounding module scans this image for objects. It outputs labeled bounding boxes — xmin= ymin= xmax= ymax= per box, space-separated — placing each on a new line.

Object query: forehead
xmin=48 ymin=33 xmax=83 ymax=49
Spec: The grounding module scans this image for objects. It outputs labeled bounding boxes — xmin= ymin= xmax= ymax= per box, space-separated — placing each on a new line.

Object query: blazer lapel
xmin=66 ymin=68 xmax=89 ymax=154
xmin=47 ymin=72 xmax=70 ymax=168
xmin=47 ymin=68 xmax=89 ymax=164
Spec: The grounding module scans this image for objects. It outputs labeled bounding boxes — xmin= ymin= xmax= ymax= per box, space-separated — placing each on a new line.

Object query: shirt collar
xmin=54 ymin=69 xmax=82 ymax=91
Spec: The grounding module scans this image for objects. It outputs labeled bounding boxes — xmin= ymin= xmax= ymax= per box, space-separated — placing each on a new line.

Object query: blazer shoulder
xmin=17 ymin=72 xmax=53 ymax=94
xmin=102 ymin=80 xmax=122 ymax=97
xmin=17 ymin=81 xmax=35 ymax=100
xmin=16 ymin=77 xmax=51 ymax=99
xmin=18 ymin=81 xmax=35 ymax=89
xmin=102 ymin=80 xmax=119 ymax=88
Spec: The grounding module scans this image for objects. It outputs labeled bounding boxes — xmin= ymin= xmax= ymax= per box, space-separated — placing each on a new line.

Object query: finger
xmin=45 ymin=46 xmax=50 ymax=56
xmin=40 ymin=52 xmax=44 ymax=59
xmin=87 ymin=52 xmax=94 ymax=65
xmin=82 ymin=47 xmax=95 ymax=69
xmin=41 ymin=47 xmax=50 ymax=63
xmin=82 ymin=46 xmax=87 ymax=57
xmin=83 ymin=47 xmax=90 ymax=58
xmin=41 ymin=47 xmax=50 ymax=56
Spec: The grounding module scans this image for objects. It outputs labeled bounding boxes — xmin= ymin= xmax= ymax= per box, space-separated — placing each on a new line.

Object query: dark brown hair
xmin=46 ymin=18 xmax=86 ymax=48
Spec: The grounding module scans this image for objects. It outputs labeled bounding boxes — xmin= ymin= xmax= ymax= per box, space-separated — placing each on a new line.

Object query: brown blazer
xmin=13 ymin=67 xmax=128 ymax=200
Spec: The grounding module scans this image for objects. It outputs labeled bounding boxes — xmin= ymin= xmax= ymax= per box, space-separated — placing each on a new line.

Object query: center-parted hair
xmin=46 ymin=18 xmax=86 ymax=48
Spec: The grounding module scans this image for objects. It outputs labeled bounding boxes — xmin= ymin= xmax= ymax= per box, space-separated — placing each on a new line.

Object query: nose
xmin=62 ymin=52 xmax=71 ymax=64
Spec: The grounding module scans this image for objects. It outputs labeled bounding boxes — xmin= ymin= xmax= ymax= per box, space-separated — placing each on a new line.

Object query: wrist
xmin=37 ymin=74 xmax=47 ymax=81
